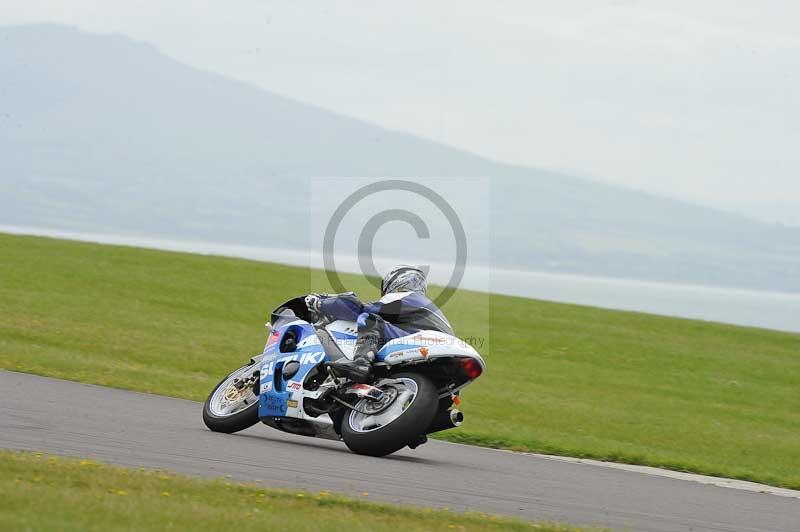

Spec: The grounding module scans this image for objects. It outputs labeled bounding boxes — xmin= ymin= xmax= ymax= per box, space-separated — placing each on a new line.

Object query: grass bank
xmin=1 ymin=233 xmax=799 ymax=488
xmin=0 ymin=451 xmax=587 ymax=531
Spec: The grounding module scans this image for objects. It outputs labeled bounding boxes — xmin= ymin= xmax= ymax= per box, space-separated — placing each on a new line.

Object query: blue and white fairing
xmin=375 ymin=331 xmax=485 ymax=394
xmin=376 ymin=331 xmax=483 ymax=365
xmin=257 ymin=320 xmax=356 ymax=426
xmin=257 ymin=308 xmax=484 ymax=439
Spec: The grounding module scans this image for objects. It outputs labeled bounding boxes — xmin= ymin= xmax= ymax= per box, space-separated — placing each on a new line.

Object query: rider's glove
xmin=305 ymin=293 xmax=323 ymax=322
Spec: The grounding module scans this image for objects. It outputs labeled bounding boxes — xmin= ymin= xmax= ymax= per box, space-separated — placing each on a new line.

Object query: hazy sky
xmin=3 ymin=1 xmax=799 ymax=221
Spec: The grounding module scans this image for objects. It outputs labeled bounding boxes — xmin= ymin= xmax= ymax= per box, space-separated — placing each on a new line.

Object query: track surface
xmin=1 ymin=371 xmax=798 ymax=532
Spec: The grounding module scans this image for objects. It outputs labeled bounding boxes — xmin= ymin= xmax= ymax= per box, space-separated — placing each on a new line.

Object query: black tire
xmin=340 ymin=372 xmax=438 ymax=457
xmin=202 ymin=365 xmax=260 ymax=434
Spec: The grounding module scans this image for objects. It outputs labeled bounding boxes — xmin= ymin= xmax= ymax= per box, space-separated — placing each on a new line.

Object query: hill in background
xmin=2 ymin=24 xmax=799 ymax=292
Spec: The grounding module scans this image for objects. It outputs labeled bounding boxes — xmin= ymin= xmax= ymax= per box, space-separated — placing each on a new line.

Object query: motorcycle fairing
xmin=376 ymin=330 xmax=485 ymax=369
xmin=258 ymin=322 xmax=482 ymax=423
xmin=257 ymin=320 xmax=358 ymax=420
xmin=258 ymin=320 xmax=318 ymax=418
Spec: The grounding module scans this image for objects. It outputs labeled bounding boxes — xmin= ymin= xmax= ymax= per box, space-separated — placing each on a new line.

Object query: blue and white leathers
xmin=318 ymin=290 xmax=455 ymax=343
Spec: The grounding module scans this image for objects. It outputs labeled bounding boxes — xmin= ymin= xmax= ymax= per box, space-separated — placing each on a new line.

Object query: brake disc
xmin=360 ymin=385 xmax=399 ymax=415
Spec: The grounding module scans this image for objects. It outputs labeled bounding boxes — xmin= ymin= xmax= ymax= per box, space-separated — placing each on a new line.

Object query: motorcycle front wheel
xmin=340 ymin=372 xmax=438 ymax=457
xmin=202 ymin=363 xmax=261 ymax=434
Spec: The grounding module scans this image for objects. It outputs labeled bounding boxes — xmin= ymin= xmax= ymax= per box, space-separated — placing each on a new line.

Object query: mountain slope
xmin=2 ymin=24 xmax=799 ymax=291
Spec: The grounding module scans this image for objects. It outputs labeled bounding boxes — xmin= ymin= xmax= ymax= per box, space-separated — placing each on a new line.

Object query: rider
xmin=304 ymin=265 xmax=453 ymax=383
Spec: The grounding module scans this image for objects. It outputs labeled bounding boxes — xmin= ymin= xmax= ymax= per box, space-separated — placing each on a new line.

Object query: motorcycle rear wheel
xmin=341 ymin=372 xmax=438 ymax=457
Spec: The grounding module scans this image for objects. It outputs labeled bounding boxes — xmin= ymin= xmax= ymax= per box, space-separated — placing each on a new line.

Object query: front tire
xmin=203 ymin=364 xmax=260 ymax=434
xmin=341 ymin=372 xmax=438 ymax=457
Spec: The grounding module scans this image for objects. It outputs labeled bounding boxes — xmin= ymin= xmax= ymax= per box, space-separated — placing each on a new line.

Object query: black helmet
xmin=381 ymin=265 xmax=427 ymax=296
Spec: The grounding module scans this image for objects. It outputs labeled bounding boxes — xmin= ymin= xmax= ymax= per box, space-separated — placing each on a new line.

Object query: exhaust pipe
xmin=425 ymin=408 xmax=464 ymax=434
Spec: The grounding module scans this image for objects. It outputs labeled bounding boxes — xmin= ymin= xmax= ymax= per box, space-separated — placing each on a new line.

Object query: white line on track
xmin=460 ymin=443 xmax=800 ymax=500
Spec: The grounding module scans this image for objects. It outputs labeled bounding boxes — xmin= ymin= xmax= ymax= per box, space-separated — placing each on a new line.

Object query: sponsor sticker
xmin=387 ymin=351 xmax=404 ymax=360
xmin=387 ymin=347 xmax=430 ymax=361
xmin=287 ymin=380 xmax=302 ymax=391
xmin=262 ymin=394 xmax=284 ymax=415
xmin=286 ymin=399 xmax=298 ymax=408
xmin=260 ymin=381 xmax=273 ymax=393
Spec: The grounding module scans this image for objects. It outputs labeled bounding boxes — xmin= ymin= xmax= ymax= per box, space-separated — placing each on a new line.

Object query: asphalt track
xmin=1 ymin=371 xmax=798 ymax=532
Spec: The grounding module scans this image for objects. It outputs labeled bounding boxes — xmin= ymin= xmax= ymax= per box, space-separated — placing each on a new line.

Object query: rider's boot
xmin=329 ymin=350 xmax=374 ymax=383
xmin=329 ymin=313 xmax=381 ymax=383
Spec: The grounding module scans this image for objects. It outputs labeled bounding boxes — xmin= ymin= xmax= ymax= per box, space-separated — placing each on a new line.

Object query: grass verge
xmin=0 ymin=451 xmax=590 ymax=531
xmin=1 ymin=233 xmax=799 ymax=489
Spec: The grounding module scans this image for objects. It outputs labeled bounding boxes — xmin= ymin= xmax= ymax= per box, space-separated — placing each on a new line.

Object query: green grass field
xmin=0 ymin=451 xmax=587 ymax=531
xmin=1 ymin=233 xmax=799 ymax=489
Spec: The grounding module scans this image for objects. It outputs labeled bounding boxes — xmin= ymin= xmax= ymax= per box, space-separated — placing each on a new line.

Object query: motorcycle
xmin=202 ymin=296 xmax=485 ymax=456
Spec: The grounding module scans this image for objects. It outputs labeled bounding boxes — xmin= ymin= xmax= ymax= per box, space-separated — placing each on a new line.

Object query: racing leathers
xmin=307 ymin=291 xmax=453 ymax=382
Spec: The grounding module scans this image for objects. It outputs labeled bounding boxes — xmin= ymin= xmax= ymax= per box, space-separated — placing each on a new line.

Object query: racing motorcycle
xmin=202 ymin=296 xmax=485 ymax=456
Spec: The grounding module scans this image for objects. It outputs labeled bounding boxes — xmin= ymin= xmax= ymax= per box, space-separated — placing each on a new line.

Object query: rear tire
xmin=340 ymin=372 xmax=438 ymax=457
xmin=203 ymin=364 xmax=260 ymax=434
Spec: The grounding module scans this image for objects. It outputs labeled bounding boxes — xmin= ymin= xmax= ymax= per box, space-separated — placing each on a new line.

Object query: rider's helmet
xmin=381 ymin=265 xmax=427 ymax=296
